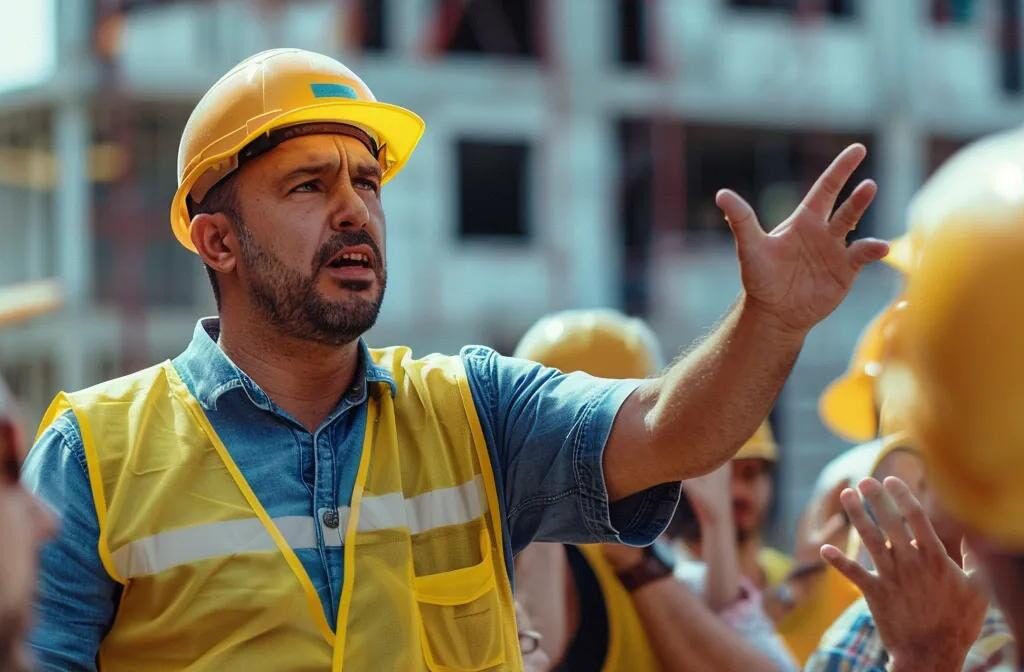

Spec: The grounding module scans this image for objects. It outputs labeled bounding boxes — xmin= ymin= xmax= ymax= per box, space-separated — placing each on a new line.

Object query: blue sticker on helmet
xmin=311 ymin=83 xmax=358 ymax=99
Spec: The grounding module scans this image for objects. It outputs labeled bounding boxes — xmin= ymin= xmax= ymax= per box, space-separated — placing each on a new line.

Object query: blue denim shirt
xmin=23 ymin=318 xmax=680 ymax=671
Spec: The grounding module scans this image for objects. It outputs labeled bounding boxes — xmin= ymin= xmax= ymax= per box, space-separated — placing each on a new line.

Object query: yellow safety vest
xmin=39 ymin=347 xmax=521 ymax=671
xmin=576 ymin=545 xmax=661 ymax=672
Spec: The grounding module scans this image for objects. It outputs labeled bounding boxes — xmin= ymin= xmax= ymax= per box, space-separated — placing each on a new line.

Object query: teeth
xmin=340 ymin=253 xmax=369 ymax=262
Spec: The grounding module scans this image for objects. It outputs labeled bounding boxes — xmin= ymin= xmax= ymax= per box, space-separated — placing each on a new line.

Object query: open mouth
xmin=327 ymin=251 xmax=373 ymax=270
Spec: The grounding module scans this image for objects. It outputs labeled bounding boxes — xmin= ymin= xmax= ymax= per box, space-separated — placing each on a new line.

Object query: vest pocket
xmin=413 ymin=532 xmax=506 ymax=671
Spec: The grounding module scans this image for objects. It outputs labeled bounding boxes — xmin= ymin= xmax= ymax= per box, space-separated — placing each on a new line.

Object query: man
xmin=819 ymin=125 xmax=1024 ymax=670
xmin=513 ymin=309 xmax=793 ymax=671
xmin=24 ymin=48 xmax=886 ymax=670
xmin=0 ymin=280 xmax=61 ymax=671
xmin=723 ymin=421 xmax=792 ymax=591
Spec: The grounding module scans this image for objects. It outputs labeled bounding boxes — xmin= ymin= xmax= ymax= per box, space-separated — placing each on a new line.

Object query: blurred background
xmin=0 ymin=0 xmax=1020 ymax=546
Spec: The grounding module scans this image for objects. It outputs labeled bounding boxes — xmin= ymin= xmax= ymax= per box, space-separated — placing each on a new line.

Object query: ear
xmin=190 ymin=212 xmax=238 ymax=275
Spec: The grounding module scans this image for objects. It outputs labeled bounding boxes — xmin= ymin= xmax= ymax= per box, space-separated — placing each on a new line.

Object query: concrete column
xmin=53 ymin=0 xmax=93 ymax=391
xmin=545 ymin=0 xmax=619 ymax=308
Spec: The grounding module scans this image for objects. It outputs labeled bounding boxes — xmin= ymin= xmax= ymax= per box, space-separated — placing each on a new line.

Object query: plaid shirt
xmin=805 ymin=597 xmax=1015 ymax=672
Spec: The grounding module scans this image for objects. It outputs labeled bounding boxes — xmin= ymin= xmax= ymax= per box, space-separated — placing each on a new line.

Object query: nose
xmin=329 ymin=178 xmax=370 ymax=232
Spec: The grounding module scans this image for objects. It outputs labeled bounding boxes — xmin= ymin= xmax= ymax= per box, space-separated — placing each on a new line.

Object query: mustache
xmin=314 ymin=230 xmax=384 ymax=271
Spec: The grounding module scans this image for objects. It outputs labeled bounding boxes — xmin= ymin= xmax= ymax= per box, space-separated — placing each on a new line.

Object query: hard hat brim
xmin=882 ymin=235 xmax=913 ymax=274
xmin=819 ymin=373 xmax=878 ymax=443
xmin=0 ymin=279 xmax=63 ymax=328
xmin=170 ymin=100 xmax=425 ymax=252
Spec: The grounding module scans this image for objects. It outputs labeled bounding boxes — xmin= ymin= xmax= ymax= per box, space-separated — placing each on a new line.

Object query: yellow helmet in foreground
xmin=900 ymin=128 xmax=1024 ymax=547
xmin=171 ymin=48 xmax=425 ymax=252
xmin=514 ymin=309 xmax=662 ymax=379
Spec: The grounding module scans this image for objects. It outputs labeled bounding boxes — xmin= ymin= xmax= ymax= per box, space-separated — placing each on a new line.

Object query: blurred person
xmin=514 ymin=309 xmax=794 ymax=671
xmin=807 ymin=437 xmax=1015 ymax=671
xmin=819 ymin=125 xmax=1024 ymax=670
xmin=23 ymin=48 xmax=886 ymax=670
xmin=690 ymin=420 xmax=792 ymax=592
xmin=0 ymin=281 xmax=61 ymax=672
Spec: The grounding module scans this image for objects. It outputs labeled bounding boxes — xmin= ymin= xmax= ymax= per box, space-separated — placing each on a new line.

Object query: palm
xmin=718 ymin=145 xmax=888 ymax=333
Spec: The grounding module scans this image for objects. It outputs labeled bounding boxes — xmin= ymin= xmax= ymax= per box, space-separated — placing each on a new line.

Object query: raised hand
xmin=821 ymin=477 xmax=987 ymax=672
xmin=717 ymin=144 xmax=888 ymax=334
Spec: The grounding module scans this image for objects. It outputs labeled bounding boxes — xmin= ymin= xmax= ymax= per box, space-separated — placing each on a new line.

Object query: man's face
xmin=730 ymin=458 xmax=774 ymax=541
xmin=228 ymin=133 xmax=387 ymax=346
xmin=0 ymin=378 xmax=56 ymax=671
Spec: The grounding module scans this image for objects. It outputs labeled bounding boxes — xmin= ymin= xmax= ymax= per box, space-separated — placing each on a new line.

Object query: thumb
xmin=716 ymin=189 xmax=764 ymax=250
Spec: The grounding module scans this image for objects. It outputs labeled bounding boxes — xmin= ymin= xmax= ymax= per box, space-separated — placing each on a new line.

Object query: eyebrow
xmin=279 ymin=160 xmax=382 ymax=184
xmin=279 ymin=160 xmax=337 ymax=184
xmin=353 ymin=162 xmax=383 ymax=182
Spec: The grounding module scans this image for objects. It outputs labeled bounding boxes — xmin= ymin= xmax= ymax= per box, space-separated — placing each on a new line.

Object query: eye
xmin=291 ymin=180 xmax=321 ymax=194
xmin=354 ymin=178 xmax=380 ymax=194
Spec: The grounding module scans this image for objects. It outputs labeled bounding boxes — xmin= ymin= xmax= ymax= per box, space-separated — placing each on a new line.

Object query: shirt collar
xmin=173 ymin=317 xmax=396 ymax=413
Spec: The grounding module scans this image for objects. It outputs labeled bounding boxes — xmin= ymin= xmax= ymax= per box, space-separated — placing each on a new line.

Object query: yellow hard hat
xmin=733 ymin=421 xmax=778 ymax=462
xmin=0 ymin=279 xmax=62 ymax=328
xmin=885 ymin=125 xmax=1024 ymax=277
xmin=903 ymin=212 xmax=1024 ymax=547
xmin=514 ymin=309 xmax=662 ymax=379
xmin=170 ymin=48 xmax=425 ymax=252
xmin=818 ymin=300 xmax=908 ymax=443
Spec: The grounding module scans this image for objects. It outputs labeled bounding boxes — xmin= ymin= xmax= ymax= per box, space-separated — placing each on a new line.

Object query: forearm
xmin=629 ymin=577 xmax=784 ymax=672
xmin=606 ymin=295 xmax=804 ymax=500
xmin=698 ymin=517 xmax=742 ymax=612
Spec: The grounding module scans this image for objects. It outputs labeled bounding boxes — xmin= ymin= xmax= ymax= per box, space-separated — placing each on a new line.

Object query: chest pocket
xmin=412 ymin=528 xmax=506 ymax=671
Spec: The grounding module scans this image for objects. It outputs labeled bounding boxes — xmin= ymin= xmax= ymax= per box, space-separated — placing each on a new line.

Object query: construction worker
xmin=513 ymin=309 xmax=793 ymax=671
xmin=725 ymin=421 xmax=792 ymax=590
xmin=23 ymin=48 xmax=886 ymax=670
xmin=0 ymin=280 xmax=61 ymax=672
xmin=820 ymin=125 xmax=1024 ymax=671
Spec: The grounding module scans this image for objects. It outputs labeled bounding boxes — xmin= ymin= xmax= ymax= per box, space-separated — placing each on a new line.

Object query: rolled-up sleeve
xmin=461 ymin=346 xmax=680 ymax=554
xmin=21 ymin=411 xmax=119 ymax=672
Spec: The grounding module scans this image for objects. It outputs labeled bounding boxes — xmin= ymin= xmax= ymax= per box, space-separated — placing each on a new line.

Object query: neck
xmin=217 ymin=309 xmax=361 ymax=431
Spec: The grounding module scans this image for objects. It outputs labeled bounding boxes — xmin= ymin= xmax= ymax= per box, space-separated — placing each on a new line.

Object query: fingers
xmin=828 ymin=179 xmax=877 ymax=237
xmin=840 ymin=484 xmax=893 ymax=574
xmin=847 ymin=238 xmax=890 ymax=270
xmin=716 ymin=189 xmax=765 ymax=249
xmin=884 ymin=477 xmax=946 ymax=558
xmin=860 ymin=477 xmax=913 ymax=550
xmin=821 ymin=544 xmax=876 ymax=594
xmin=801 ymin=144 xmax=868 ymax=218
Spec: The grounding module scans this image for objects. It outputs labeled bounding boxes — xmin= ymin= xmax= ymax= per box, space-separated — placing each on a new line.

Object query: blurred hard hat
xmin=171 ymin=48 xmax=425 ymax=252
xmin=819 ymin=300 xmax=908 ymax=443
xmin=514 ymin=309 xmax=662 ymax=379
xmin=734 ymin=420 xmax=778 ymax=462
xmin=903 ymin=204 xmax=1024 ymax=547
xmin=0 ymin=279 xmax=63 ymax=328
xmin=885 ymin=125 xmax=1024 ymax=276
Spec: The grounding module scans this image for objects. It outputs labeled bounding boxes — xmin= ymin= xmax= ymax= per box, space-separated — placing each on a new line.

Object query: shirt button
xmin=322 ymin=509 xmax=340 ymax=529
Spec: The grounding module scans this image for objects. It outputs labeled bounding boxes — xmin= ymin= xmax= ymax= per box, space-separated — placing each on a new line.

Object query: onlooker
xmin=0 ymin=280 xmax=61 ymax=672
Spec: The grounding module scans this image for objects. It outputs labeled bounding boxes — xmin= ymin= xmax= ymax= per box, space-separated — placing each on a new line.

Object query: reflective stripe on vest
xmin=111 ymin=475 xmax=487 ymax=578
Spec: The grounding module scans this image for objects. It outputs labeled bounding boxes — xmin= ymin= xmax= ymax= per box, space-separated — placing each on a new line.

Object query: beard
xmin=235 ymin=223 xmax=387 ymax=347
xmin=0 ymin=608 xmax=28 ymax=672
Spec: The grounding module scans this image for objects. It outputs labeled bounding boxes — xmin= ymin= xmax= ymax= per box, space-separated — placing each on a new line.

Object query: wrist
xmin=888 ymin=643 xmax=970 ymax=672
xmin=738 ymin=294 xmax=808 ymax=346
